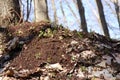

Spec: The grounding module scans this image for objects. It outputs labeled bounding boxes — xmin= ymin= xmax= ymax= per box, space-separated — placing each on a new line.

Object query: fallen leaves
xmin=0 ymin=24 xmax=120 ymax=80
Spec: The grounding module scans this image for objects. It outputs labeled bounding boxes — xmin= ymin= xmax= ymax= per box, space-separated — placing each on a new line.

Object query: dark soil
xmin=1 ymin=21 xmax=120 ymax=80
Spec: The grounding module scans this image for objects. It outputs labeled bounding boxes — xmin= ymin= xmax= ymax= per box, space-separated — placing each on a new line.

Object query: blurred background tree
xmin=34 ymin=0 xmax=49 ymax=22
xmin=95 ymin=0 xmax=110 ymax=37
xmin=0 ymin=0 xmax=120 ymax=39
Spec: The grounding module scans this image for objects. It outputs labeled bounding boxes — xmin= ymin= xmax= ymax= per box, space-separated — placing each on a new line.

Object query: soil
xmin=0 ymin=21 xmax=120 ymax=80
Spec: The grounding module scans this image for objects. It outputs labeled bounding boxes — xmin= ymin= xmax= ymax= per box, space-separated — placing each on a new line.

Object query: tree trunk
xmin=77 ymin=0 xmax=88 ymax=33
xmin=0 ymin=0 xmax=20 ymax=55
xmin=96 ymin=0 xmax=110 ymax=37
xmin=0 ymin=0 xmax=21 ymax=28
xmin=34 ymin=0 xmax=49 ymax=22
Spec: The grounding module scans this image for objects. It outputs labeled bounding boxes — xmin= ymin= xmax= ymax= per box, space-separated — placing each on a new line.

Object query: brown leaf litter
xmin=0 ymin=21 xmax=120 ymax=80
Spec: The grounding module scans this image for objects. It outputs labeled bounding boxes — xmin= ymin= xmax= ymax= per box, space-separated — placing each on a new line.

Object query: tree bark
xmin=96 ymin=0 xmax=110 ymax=37
xmin=26 ymin=0 xmax=32 ymax=21
xmin=0 ymin=0 xmax=20 ymax=55
xmin=0 ymin=0 xmax=21 ymax=28
xmin=77 ymin=0 xmax=88 ymax=33
xmin=34 ymin=0 xmax=49 ymax=22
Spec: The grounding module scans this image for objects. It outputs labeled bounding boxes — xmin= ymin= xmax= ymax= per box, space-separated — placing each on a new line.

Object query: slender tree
xmin=0 ymin=0 xmax=21 ymax=27
xmin=96 ymin=0 xmax=110 ymax=37
xmin=26 ymin=0 xmax=32 ymax=21
xmin=77 ymin=0 xmax=88 ymax=33
xmin=34 ymin=0 xmax=49 ymax=22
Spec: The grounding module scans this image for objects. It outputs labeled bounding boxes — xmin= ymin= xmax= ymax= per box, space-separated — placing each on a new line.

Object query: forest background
xmin=22 ymin=0 xmax=120 ymax=39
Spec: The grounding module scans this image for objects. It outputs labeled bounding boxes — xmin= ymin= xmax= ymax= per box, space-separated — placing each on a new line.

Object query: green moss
xmin=47 ymin=57 xmax=52 ymax=63
xmin=67 ymin=73 xmax=73 ymax=79
xmin=16 ymin=30 xmax=23 ymax=35
xmin=77 ymin=32 xmax=83 ymax=38
xmin=35 ymin=52 xmax=41 ymax=59
xmin=38 ymin=30 xmax=44 ymax=38
xmin=38 ymin=28 xmax=55 ymax=38
xmin=80 ymin=66 xmax=86 ymax=72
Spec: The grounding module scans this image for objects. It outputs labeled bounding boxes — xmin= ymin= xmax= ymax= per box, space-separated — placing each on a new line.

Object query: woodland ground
xmin=0 ymin=21 xmax=120 ymax=80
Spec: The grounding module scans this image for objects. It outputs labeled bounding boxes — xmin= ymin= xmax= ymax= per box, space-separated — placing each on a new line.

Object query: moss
xmin=80 ymin=66 xmax=87 ymax=72
xmin=77 ymin=32 xmax=83 ymax=38
xmin=34 ymin=52 xmax=41 ymax=59
xmin=38 ymin=28 xmax=55 ymax=38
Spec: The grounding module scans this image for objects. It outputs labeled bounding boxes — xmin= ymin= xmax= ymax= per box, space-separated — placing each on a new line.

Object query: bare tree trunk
xmin=34 ymin=0 xmax=49 ymax=22
xmin=0 ymin=0 xmax=21 ymax=28
xmin=26 ymin=0 xmax=32 ymax=21
xmin=96 ymin=0 xmax=110 ymax=37
xmin=77 ymin=0 xmax=88 ymax=33
xmin=0 ymin=0 xmax=20 ymax=55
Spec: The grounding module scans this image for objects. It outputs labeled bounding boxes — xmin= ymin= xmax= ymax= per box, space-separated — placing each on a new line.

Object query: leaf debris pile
xmin=0 ymin=21 xmax=120 ymax=80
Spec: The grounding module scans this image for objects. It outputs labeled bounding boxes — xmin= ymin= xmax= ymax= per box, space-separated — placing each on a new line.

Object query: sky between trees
xmin=22 ymin=0 xmax=120 ymax=39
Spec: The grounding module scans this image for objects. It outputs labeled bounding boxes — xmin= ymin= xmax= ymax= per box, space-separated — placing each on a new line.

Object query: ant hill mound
xmin=0 ymin=21 xmax=120 ymax=80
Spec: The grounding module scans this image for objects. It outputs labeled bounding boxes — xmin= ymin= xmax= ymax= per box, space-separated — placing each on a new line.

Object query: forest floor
xmin=0 ymin=21 xmax=120 ymax=80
